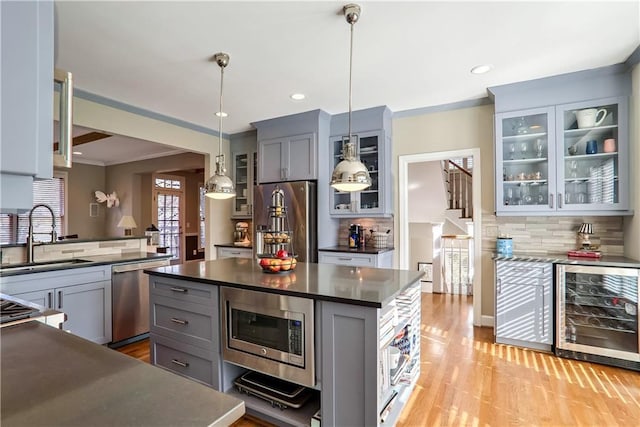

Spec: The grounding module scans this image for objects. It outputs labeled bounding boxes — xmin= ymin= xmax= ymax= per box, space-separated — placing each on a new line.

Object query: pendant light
xmin=205 ymin=52 xmax=236 ymax=199
xmin=330 ymin=3 xmax=372 ymax=192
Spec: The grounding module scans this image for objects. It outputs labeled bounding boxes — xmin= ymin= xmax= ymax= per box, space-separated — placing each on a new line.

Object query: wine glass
xmin=520 ymin=142 xmax=528 ymax=159
xmin=569 ymin=160 xmax=578 ymax=179
xmin=505 ymin=187 xmax=513 ymax=205
xmin=509 ymin=143 xmax=516 ymax=160
xmin=534 ymin=139 xmax=544 ymax=158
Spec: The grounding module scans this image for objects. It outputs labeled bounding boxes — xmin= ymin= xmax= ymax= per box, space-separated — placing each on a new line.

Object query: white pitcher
xmin=574 ymin=108 xmax=607 ymax=129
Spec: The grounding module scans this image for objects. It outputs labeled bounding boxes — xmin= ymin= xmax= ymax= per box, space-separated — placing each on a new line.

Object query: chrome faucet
xmin=27 ymin=204 xmax=57 ymax=263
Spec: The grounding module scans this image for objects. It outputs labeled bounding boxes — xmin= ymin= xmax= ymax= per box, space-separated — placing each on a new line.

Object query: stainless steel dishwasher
xmin=110 ymin=258 xmax=170 ymax=347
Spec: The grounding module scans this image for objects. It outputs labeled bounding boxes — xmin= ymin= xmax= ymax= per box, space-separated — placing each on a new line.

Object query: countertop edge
xmin=319 ymin=246 xmax=395 ymax=254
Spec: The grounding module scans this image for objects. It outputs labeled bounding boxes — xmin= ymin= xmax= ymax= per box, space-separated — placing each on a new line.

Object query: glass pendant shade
xmin=204 ymin=52 xmax=236 ymax=200
xmin=330 ymin=137 xmax=372 ymax=192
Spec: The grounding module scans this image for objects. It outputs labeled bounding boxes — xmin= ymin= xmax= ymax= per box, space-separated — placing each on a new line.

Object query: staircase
xmin=439 ymin=158 xmax=474 ymax=295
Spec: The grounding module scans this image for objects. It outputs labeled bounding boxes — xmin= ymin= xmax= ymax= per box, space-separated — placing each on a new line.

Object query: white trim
xmin=481 ymin=315 xmax=495 ymax=328
xmin=54 ymin=170 xmax=69 ymax=237
xmin=399 ymin=148 xmax=483 ymax=327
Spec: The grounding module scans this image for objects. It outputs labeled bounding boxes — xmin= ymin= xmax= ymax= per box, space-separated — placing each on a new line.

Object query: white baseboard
xmin=481 ymin=315 xmax=494 ymax=328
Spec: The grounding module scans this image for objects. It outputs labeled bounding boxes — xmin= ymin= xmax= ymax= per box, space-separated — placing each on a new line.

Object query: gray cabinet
xmin=490 ymin=67 xmax=632 ymax=216
xmin=495 ymin=260 xmax=552 ymax=351
xmin=1 ymin=265 xmax=112 ymax=344
xmin=230 ymin=130 xmax=257 ymax=218
xmin=0 ymin=0 xmax=54 ymax=212
xmin=495 ymin=97 xmax=630 ymax=215
xmin=252 ymin=109 xmax=330 ymax=184
xmin=258 ymin=133 xmax=316 ymax=183
xmin=149 ymin=276 xmax=221 ymax=388
xmin=318 ymin=250 xmax=393 ymax=268
xmin=328 ymin=106 xmax=392 ymax=217
xmin=216 ymin=247 xmax=252 ymax=259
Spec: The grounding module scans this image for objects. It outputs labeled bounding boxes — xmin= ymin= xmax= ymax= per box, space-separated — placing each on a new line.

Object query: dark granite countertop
xmin=493 ymin=253 xmax=640 ymax=268
xmin=0 ymin=252 xmax=172 ymax=277
xmin=215 ymin=243 xmax=253 ymax=249
xmin=145 ymin=258 xmax=422 ymax=308
xmin=1 ymin=321 xmax=244 ymax=426
xmin=319 ymin=245 xmax=394 ymax=255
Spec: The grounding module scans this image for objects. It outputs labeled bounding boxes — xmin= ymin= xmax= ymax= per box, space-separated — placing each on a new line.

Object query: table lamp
xmin=117 ymin=215 xmax=137 ymax=236
xmin=577 ymin=223 xmax=593 ymax=250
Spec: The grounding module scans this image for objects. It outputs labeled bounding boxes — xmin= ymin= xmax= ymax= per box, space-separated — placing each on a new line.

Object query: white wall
xmin=407 ymin=161 xmax=447 ymax=223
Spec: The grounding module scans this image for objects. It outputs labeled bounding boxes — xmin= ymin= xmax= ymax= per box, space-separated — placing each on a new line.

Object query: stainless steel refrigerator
xmin=253 ymin=181 xmax=317 ymax=263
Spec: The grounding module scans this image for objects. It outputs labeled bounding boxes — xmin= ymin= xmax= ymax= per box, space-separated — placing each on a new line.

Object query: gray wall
xmin=65 ymin=162 xmax=106 ymax=239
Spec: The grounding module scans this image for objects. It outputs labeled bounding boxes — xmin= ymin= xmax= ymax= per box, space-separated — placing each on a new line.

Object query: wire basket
xmin=370 ymin=233 xmax=389 ymax=248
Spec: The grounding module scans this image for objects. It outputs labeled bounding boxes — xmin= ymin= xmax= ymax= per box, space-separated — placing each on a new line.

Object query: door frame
xmin=152 ymin=173 xmax=186 ymax=264
xmin=398 ymin=148 xmax=482 ymax=327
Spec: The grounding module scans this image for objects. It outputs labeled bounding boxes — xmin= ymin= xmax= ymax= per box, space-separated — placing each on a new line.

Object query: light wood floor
xmin=117 ymin=293 xmax=640 ymax=426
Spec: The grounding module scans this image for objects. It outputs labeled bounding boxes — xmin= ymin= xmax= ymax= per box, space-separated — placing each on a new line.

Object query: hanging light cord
xmin=217 ymin=61 xmax=225 ymax=172
xmin=348 ymin=17 xmax=354 ymax=147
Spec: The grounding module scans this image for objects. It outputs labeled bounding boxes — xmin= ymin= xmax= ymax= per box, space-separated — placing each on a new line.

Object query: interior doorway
xmin=398 ymin=148 xmax=482 ymax=326
xmin=153 ymin=174 xmax=185 ymax=264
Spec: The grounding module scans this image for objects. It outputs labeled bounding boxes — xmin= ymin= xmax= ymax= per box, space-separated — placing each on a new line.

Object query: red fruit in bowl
xmin=276 ymin=249 xmax=289 ymax=259
xmin=259 ymin=258 xmax=270 ymax=267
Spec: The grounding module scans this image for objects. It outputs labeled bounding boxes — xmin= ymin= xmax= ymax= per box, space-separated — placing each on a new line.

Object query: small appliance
xmin=233 ymin=222 xmax=250 ymax=247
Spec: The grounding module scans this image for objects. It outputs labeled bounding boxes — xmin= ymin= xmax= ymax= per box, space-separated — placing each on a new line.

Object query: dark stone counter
xmin=145 ymin=258 xmax=422 ymax=308
xmin=214 ymin=243 xmax=253 ymax=249
xmin=492 ymin=253 xmax=640 ymax=268
xmin=0 ymin=321 xmax=244 ymax=426
xmin=319 ymin=245 xmax=394 ymax=255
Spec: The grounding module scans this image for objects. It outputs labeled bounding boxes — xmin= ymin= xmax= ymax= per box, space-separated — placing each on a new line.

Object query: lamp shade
xmin=117 ymin=215 xmax=137 ymax=229
xmin=577 ymin=223 xmax=593 ymax=234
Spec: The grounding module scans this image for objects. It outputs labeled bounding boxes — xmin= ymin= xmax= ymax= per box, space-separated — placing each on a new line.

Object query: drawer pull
xmin=171 ymin=359 xmax=189 ymax=368
xmin=170 ymin=287 xmax=188 ymax=293
xmin=230 ymin=252 xmax=241 ymax=255
xmin=338 ymin=257 xmax=353 ymax=261
xmin=170 ymin=317 xmax=189 ymax=325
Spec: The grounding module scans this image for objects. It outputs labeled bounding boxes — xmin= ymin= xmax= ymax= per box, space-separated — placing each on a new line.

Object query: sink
xmin=0 ymin=259 xmax=92 ymax=273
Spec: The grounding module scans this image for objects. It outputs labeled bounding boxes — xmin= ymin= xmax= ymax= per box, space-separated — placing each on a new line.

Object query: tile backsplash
xmin=338 ymin=218 xmax=394 ymax=248
xmin=482 ymin=215 xmax=624 ymax=256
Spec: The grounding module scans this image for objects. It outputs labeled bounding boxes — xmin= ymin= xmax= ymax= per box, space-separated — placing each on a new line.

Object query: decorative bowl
xmin=257 ymin=256 xmax=297 ymax=273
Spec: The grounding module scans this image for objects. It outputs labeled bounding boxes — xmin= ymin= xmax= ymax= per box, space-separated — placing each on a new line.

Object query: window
xmin=0 ymin=172 xmax=67 ymax=244
xmin=153 ymin=174 xmax=184 ymax=262
xmin=199 ymin=184 xmax=206 ymax=250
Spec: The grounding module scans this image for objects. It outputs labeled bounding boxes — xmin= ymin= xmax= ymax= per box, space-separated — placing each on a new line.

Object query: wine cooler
xmin=556 ymin=264 xmax=639 ymax=370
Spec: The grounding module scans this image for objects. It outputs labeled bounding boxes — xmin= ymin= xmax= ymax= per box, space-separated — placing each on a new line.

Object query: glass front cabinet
xmin=330 ymin=130 xmax=390 ymax=217
xmin=495 ymin=96 xmax=630 ymax=215
xmin=231 ymin=151 xmax=256 ymax=218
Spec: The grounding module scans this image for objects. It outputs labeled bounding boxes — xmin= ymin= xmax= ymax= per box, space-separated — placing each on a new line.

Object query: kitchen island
xmin=145 ymin=258 xmax=423 ymax=427
xmin=0 ymin=321 xmax=244 ymax=427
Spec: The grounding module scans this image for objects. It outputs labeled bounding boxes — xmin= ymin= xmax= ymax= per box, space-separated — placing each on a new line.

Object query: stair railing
xmin=446 ymin=160 xmax=473 ymax=219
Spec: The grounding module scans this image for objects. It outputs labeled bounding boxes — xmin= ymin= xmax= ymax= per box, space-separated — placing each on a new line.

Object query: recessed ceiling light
xmin=470 ymin=64 xmax=493 ymax=74
xmin=290 ymin=93 xmax=306 ymax=101
xmin=73 ymin=151 xmax=82 ymax=155
xmin=215 ymin=111 xmax=228 ymax=117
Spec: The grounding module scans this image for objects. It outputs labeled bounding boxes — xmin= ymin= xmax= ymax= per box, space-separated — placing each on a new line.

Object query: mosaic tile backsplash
xmin=481 ymin=215 xmax=624 ymax=256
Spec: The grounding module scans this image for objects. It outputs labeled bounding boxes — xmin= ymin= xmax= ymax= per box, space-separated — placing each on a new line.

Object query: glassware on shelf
xmin=509 ymin=143 xmax=516 ymax=160
xmin=569 ymin=160 xmax=578 ymax=179
xmin=534 ymin=139 xmax=544 ymax=158
xmin=520 ymin=142 xmax=528 ymax=159
xmin=513 ymin=117 xmax=528 ymax=135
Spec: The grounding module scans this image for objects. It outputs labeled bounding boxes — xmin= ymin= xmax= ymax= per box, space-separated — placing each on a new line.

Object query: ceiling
xmin=55 ymin=1 xmax=640 ymax=165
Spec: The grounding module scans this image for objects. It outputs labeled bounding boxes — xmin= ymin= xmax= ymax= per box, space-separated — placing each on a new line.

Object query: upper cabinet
xmin=1 ymin=0 xmax=54 ymax=212
xmin=230 ymin=131 xmax=257 ymax=218
xmin=252 ymin=109 xmax=330 ymax=184
xmin=490 ymin=66 xmax=632 ymax=216
xmin=329 ymin=106 xmax=392 ymax=217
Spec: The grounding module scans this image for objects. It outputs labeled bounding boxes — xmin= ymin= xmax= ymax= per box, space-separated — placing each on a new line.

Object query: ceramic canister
xmin=496 ymin=237 xmax=513 ymax=256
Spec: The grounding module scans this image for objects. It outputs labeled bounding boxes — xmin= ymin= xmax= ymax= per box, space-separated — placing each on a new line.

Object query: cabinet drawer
xmin=151 ymin=334 xmax=217 ymax=387
xmin=496 ymin=261 xmax=551 ymax=280
xmin=217 ymin=247 xmax=252 ymax=259
xmin=150 ymin=294 xmax=217 ymax=349
xmin=149 ymin=276 xmax=217 ymax=306
xmin=319 ymin=252 xmax=375 ymax=267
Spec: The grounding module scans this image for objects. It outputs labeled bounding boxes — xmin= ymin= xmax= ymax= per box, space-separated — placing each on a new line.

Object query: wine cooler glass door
xmin=557 ymin=264 xmax=639 ymax=364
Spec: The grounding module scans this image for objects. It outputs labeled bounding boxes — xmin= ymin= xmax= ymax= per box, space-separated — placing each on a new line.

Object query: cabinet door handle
xmin=171 ymin=359 xmax=189 ymax=368
xmin=558 ymin=193 xmax=563 ymax=208
xmin=541 ymin=287 xmax=545 ymax=334
xmin=549 ymin=193 xmax=553 ymax=208
xmin=170 ymin=287 xmax=188 ymax=293
xmin=57 ymin=291 xmax=63 ymax=309
xmin=497 ymin=278 xmax=502 ymax=294
xmin=47 ymin=291 xmax=53 ymax=309
xmin=283 ymin=167 xmax=289 ymax=179
xmin=170 ymin=317 xmax=189 ymax=325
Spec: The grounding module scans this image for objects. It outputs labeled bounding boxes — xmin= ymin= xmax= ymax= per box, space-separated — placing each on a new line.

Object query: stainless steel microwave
xmin=220 ymin=287 xmax=315 ymax=387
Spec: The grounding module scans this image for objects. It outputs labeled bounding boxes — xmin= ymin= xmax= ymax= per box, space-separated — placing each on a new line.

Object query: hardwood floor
xmin=117 ymin=294 xmax=640 ymax=426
